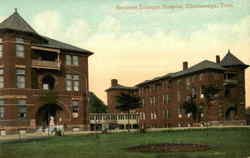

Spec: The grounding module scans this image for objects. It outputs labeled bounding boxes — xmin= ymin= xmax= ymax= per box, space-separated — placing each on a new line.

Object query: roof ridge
xmin=14 ymin=12 xmax=37 ymax=33
xmin=220 ymin=51 xmax=247 ymax=67
xmin=0 ymin=11 xmax=37 ymax=34
xmin=34 ymin=35 xmax=93 ymax=54
xmin=136 ymin=58 xmax=226 ymax=86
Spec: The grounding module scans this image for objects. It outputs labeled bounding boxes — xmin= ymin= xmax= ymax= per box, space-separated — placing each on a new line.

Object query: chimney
xmin=111 ymin=79 xmax=118 ymax=87
xmin=183 ymin=61 xmax=188 ymax=71
xmin=216 ymin=55 xmax=220 ymax=64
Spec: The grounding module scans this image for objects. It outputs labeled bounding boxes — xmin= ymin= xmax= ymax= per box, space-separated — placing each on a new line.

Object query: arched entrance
xmin=36 ymin=104 xmax=63 ymax=127
xmin=225 ymin=107 xmax=237 ymax=120
xmin=42 ymin=75 xmax=55 ymax=90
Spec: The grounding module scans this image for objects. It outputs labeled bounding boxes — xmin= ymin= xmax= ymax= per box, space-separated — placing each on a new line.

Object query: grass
xmin=0 ymin=127 xmax=250 ymax=158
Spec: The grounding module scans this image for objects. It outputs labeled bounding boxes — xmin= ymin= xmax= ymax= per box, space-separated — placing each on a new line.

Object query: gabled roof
xmin=136 ymin=60 xmax=226 ymax=87
xmin=106 ymin=84 xmax=137 ymax=91
xmin=220 ymin=50 xmax=248 ymax=67
xmin=33 ymin=36 xmax=93 ymax=55
xmin=169 ymin=60 xmax=225 ymax=78
xmin=0 ymin=10 xmax=93 ymax=55
xmin=135 ymin=73 xmax=172 ymax=86
xmin=0 ymin=10 xmax=37 ymax=34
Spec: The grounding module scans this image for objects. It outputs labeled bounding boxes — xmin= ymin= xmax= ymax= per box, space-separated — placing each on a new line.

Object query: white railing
xmin=32 ymin=60 xmax=60 ymax=70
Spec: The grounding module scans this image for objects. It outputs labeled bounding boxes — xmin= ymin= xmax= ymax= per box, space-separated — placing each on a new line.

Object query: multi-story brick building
xmin=0 ymin=10 xmax=93 ymax=131
xmin=106 ymin=52 xmax=249 ymax=128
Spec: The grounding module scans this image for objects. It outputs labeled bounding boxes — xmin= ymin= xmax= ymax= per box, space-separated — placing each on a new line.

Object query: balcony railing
xmin=224 ymin=79 xmax=238 ymax=86
xmin=32 ymin=60 xmax=60 ymax=70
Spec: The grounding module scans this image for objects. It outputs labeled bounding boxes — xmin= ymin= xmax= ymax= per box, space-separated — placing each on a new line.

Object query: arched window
xmin=42 ymin=75 xmax=55 ymax=90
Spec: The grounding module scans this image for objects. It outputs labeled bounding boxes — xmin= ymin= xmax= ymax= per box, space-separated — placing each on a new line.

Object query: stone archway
xmin=36 ymin=104 xmax=63 ymax=127
xmin=225 ymin=107 xmax=237 ymax=120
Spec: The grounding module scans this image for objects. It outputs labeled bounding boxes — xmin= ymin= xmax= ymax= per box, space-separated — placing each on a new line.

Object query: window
xmin=65 ymin=55 xmax=72 ymax=65
xmin=16 ymin=38 xmax=24 ymax=43
xmin=66 ymin=74 xmax=72 ymax=91
xmin=16 ymin=69 xmax=25 ymax=88
xmin=151 ymin=112 xmax=157 ymax=120
xmin=154 ymin=113 xmax=157 ymax=119
xmin=151 ymin=113 xmax=154 ymax=120
xmin=186 ymin=78 xmax=190 ymax=89
xmin=73 ymin=75 xmax=80 ymax=91
xmin=142 ymin=98 xmax=144 ymax=106
xmin=177 ymin=90 xmax=181 ymax=102
xmin=199 ymin=73 xmax=204 ymax=81
xmin=17 ymin=100 xmax=27 ymax=119
xmin=65 ymin=74 xmax=80 ymax=91
xmin=72 ymin=56 xmax=79 ymax=66
xmin=0 ymin=100 xmax=4 ymax=120
xmin=186 ymin=96 xmax=191 ymax=101
xmin=164 ymin=109 xmax=169 ymax=120
xmin=0 ymin=44 xmax=2 ymax=58
xmin=163 ymin=94 xmax=169 ymax=104
xmin=16 ymin=44 xmax=24 ymax=57
xmin=65 ymin=55 xmax=79 ymax=66
xmin=72 ymin=100 xmax=80 ymax=113
xmin=0 ymin=69 xmax=4 ymax=88
xmin=225 ymin=87 xmax=231 ymax=97
xmin=154 ymin=96 xmax=156 ymax=104
xmin=192 ymin=88 xmax=196 ymax=98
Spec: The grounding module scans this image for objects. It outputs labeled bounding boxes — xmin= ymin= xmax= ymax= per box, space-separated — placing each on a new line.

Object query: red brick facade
xmin=0 ymin=11 xmax=93 ymax=131
xmin=106 ymin=53 xmax=248 ymax=128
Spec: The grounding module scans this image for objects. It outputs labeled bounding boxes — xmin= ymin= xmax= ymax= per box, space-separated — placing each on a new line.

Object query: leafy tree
xmin=89 ymin=92 xmax=107 ymax=113
xmin=182 ymin=98 xmax=198 ymax=120
xmin=115 ymin=93 xmax=142 ymax=131
xmin=201 ymin=84 xmax=221 ymax=135
xmin=182 ymin=84 xmax=221 ymax=126
xmin=202 ymin=84 xmax=221 ymax=104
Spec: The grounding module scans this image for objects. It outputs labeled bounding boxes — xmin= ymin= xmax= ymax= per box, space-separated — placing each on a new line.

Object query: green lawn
xmin=0 ymin=127 xmax=250 ymax=158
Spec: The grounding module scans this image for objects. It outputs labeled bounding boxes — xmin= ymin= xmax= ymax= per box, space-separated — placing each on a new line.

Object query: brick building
xmin=0 ymin=10 xmax=93 ymax=131
xmin=106 ymin=52 xmax=249 ymax=128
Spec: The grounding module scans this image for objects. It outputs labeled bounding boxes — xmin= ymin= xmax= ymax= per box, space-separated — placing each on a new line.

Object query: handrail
xmin=32 ymin=60 xmax=60 ymax=70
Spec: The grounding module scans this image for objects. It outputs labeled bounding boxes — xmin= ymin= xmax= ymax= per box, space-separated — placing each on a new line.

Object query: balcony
xmin=32 ymin=60 xmax=60 ymax=70
xmin=31 ymin=45 xmax=61 ymax=70
xmin=224 ymin=79 xmax=238 ymax=86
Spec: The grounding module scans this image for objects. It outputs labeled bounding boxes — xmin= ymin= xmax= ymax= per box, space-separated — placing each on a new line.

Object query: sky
xmin=1 ymin=0 xmax=250 ymax=106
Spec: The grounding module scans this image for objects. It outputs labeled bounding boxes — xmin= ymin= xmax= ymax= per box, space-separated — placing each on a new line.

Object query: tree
xmin=201 ymin=84 xmax=221 ymax=135
xmin=182 ymin=97 xmax=199 ymax=121
xmin=202 ymin=84 xmax=221 ymax=104
xmin=88 ymin=92 xmax=107 ymax=113
xmin=115 ymin=93 xmax=142 ymax=132
xmin=182 ymin=84 xmax=221 ymax=130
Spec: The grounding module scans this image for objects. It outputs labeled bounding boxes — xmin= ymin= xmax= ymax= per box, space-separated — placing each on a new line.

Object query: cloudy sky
xmin=1 ymin=0 xmax=250 ymax=106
